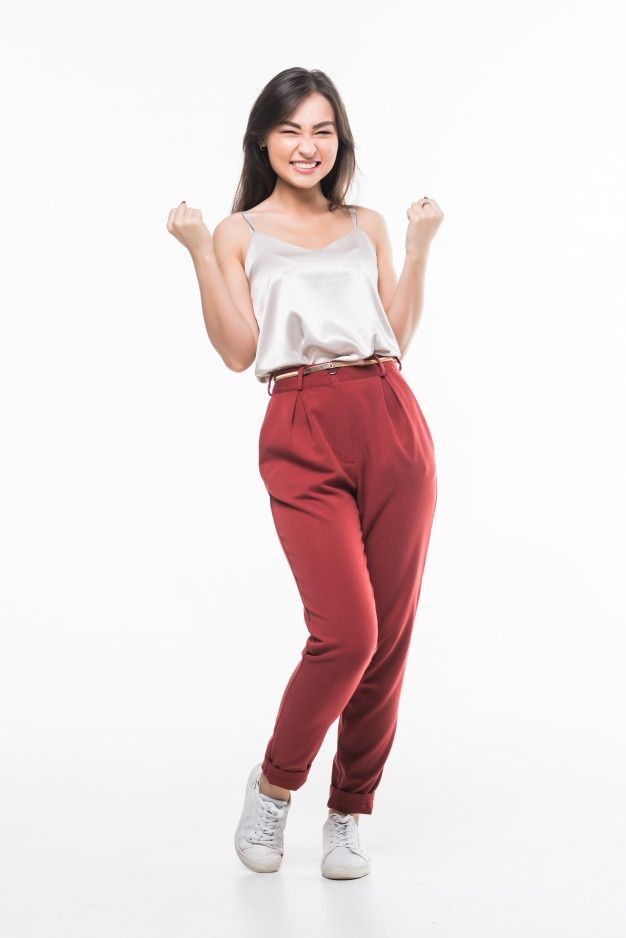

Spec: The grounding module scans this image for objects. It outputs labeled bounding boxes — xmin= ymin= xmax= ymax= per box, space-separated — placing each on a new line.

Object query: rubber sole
xmin=234 ymin=764 xmax=284 ymax=873
xmin=234 ymin=829 xmax=282 ymax=872
xmin=321 ymin=861 xmax=371 ymax=879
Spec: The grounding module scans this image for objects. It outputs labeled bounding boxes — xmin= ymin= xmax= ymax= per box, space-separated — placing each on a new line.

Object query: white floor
xmin=2 ymin=731 xmax=624 ymax=938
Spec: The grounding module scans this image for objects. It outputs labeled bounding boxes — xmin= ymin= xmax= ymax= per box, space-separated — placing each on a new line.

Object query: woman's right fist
xmin=166 ymin=201 xmax=213 ymax=257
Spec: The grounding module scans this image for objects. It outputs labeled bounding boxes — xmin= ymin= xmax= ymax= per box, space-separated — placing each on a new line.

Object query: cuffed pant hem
xmin=261 ymin=757 xmax=309 ymax=790
xmin=327 ymin=784 xmax=375 ymax=815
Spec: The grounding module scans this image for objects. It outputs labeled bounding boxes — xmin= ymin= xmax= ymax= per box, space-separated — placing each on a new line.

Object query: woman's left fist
xmin=406 ymin=197 xmax=444 ymax=256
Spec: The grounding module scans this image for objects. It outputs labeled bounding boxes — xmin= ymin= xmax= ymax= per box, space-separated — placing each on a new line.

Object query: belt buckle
xmin=328 ymin=360 xmax=338 ymax=375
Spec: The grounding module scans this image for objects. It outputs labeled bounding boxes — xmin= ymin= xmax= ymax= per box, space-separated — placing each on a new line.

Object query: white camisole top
xmin=242 ymin=205 xmax=402 ymax=383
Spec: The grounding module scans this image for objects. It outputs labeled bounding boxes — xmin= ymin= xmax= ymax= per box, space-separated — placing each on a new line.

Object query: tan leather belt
xmin=272 ymin=355 xmax=400 ymax=383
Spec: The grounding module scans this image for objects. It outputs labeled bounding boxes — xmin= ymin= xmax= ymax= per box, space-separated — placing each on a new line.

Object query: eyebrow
xmin=279 ymin=120 xmax=336 ymax=129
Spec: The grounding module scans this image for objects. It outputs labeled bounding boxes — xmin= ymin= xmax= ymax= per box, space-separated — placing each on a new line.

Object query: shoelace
xmin=250 ymin=799 xmax=287 ymax=848
xmin=325 ymin=814 xmax=361 ymax=855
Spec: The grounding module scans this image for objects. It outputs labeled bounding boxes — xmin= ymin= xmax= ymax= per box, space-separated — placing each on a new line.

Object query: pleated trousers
xmin=258 ymin=354 xmax=437 ymax=815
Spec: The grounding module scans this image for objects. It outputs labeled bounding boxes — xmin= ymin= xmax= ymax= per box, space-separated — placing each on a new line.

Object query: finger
xmin=168 ymin=205 xmax=186 ymax=228
xmin=174 ymin=200 xmax=188 ymax=223
xmin=417 ymin=197 xmax=437 ymax=215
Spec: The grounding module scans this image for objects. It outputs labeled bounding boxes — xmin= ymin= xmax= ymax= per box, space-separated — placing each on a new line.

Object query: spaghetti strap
xmin=348 ymin=205 xmax=359 ymax=229
xmin=242 ymin=210 xmax=255 ymax=232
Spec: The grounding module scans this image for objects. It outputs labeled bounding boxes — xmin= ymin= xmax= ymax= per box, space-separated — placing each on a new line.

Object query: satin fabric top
xmin=242 ymin=205 xmax=402 ymax=383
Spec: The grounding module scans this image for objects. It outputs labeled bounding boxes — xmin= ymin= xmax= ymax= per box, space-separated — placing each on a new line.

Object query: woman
xmin=167 ymin=67 xmax=443 ymax=880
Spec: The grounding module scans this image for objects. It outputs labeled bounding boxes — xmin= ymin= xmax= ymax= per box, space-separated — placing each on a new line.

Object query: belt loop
xmin=296 ymin=364 xmax=305 ymax=390
xmin=373 ymin=352 xmax=387 ymax=377
xmin=394 ymin=355 xmax=403 ymax=372
xmin=267 ymin=372 xmax=275 ymax=396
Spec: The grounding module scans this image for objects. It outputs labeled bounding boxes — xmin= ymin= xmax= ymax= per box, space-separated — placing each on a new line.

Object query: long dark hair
xmin=231 ymin=67 xmax=359 ymax=215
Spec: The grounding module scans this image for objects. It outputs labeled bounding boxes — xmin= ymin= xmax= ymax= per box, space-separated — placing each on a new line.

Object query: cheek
xmin=319 ymin=149 xmax=339 ymax=170
xmin=266 ymin=136 xmax=293 ymax=159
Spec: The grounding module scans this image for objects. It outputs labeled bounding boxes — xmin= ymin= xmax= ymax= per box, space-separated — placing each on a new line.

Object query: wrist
xmin=405 ymin=245 xmax=430 ymax=263
xmin=190 ymin=243 xmax=215 ymax=265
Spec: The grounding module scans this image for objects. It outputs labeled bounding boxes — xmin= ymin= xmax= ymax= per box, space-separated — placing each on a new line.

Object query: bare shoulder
xmin=351 ymin=205 xmax=392 ymax=255
xmin=211 ymin=211 xmax=252 ymax=267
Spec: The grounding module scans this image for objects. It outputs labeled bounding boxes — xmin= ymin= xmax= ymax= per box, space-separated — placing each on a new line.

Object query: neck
xmin=269 ymin=179 xmax=330 ymax=217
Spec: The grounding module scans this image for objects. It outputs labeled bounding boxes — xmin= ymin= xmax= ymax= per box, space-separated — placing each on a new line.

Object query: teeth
xmin=292 ymin=161 xmax=318 ymax=168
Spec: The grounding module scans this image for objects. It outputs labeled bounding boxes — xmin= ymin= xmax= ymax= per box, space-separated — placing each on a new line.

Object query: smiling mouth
xmin=290 ymin=161 xmax=321 ymax=166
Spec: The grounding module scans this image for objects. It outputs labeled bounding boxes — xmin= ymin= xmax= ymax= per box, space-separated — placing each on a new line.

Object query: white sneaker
xmin=321 ymin=812 xmax=372 ymax=879
xmin=234 ymin=763 xmax=292 ymax=873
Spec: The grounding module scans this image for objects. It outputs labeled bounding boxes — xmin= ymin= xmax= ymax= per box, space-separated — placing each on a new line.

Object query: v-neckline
xmin=251 ymin=226 xmax=359 ymax=253
xmin=244 ymin=226 xmax=376 ymax=275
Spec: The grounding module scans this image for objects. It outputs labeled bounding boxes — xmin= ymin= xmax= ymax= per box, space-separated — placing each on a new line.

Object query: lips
xmin=289 ymin=160 xmax=321 ymax=176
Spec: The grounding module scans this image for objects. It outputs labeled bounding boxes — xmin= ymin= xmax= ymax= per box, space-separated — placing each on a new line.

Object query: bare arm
xmin=362 ymin=200 xmax=443 ymax=357
xmin=167 ymin=202 xmax=258 ymax=372
xmin=386 ymin=243 xmax=430 ymax=355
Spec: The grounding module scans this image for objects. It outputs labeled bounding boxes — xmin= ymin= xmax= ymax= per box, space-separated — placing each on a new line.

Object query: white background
xmin=1 ymin=0 xmax=624 ymax=935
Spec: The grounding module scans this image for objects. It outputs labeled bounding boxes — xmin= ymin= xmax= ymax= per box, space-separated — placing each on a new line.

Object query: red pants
xmin=258 ymin=354 xmax=437 ymax=815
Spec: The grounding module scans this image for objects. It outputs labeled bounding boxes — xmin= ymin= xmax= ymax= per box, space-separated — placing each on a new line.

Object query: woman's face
xmin=262 ymin=92 xmax=339 ymax=188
